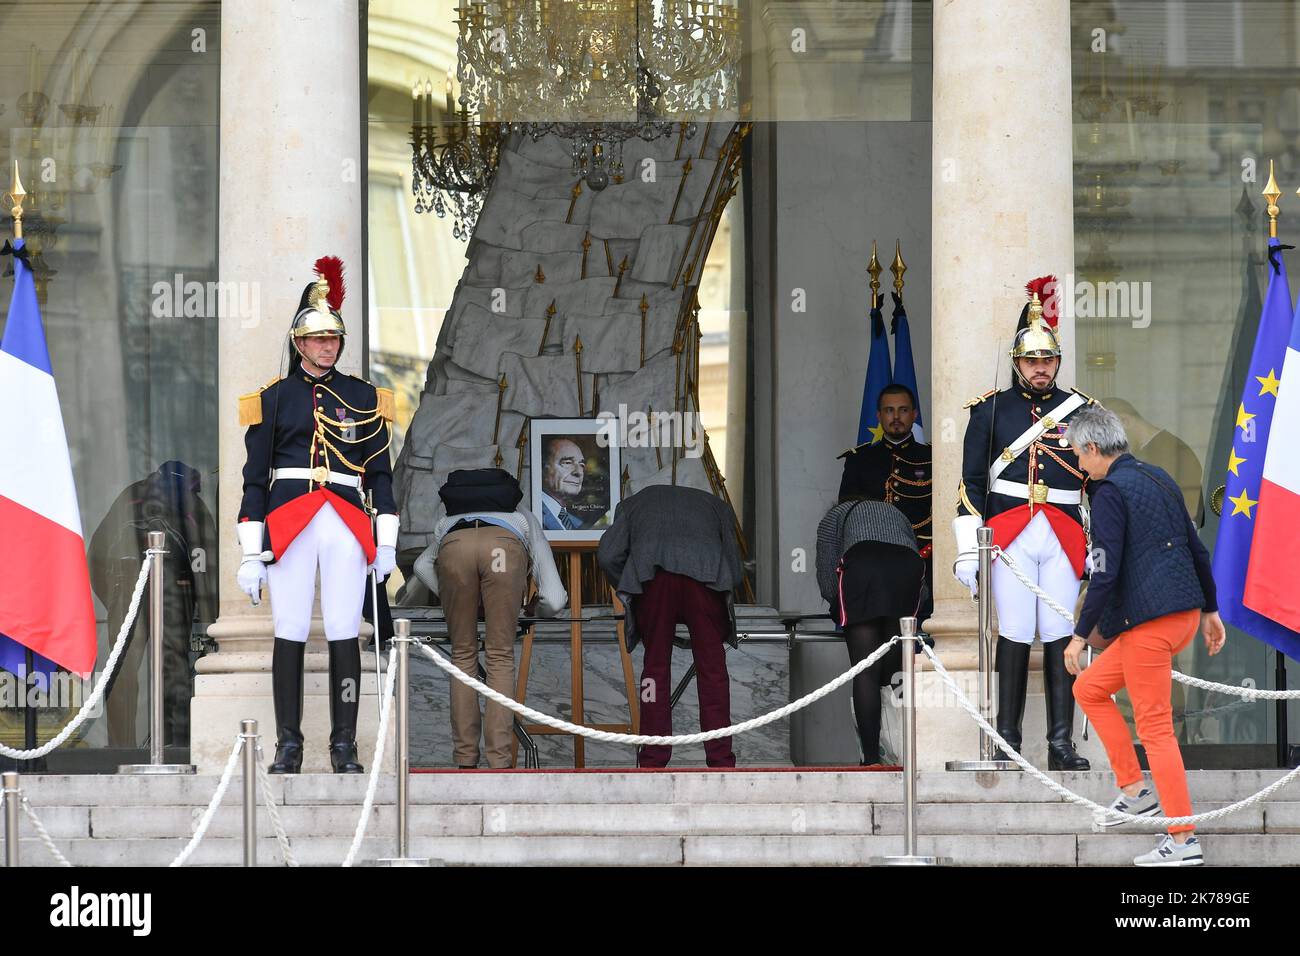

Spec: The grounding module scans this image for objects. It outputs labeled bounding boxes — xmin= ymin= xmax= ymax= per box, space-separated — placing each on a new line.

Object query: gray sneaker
xmin=1134 ymin=834 xmax=1203 ymax=867
xmin=1097 ymin=786 xmax=1161 ymax=828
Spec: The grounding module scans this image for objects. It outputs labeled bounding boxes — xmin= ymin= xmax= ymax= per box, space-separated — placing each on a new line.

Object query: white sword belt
xmin=990 ymin=478 xmax=1082 ymax=507
xmin=271 ymin=467 xmax=362 ymax=490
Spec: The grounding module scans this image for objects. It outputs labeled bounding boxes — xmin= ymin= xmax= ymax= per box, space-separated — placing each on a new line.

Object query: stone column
xmin=921 ymin=0 xmax=1097 ymax=768
xmin=191 ymin=0 xmax=390 ymax=773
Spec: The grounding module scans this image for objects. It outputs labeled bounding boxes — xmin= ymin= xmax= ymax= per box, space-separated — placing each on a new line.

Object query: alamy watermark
xmin=596 ymin=403 xmax=704 ymax=458
xmin=151 ymin=273 xmax=261 ymax=328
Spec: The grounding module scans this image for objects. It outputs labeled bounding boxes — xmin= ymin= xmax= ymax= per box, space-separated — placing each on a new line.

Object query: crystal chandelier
xmin=412 ymin=0 xmax=742 ymax=236
xmin=411 ymin=76 xmax=502 ymax=240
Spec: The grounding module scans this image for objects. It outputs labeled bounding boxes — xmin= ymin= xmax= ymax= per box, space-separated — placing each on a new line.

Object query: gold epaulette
xmin=1071 ymin=386 xmax=1096 ymax=405
xmin=962 ymin=388 xmax=997 ymax=409
xmin=237 ymin=377 xmax=281 ymax=427
xmin=376 ymin=387 xmax=395 ymax=422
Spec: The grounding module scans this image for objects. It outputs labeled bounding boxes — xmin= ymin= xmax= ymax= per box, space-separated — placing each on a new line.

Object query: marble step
xmin=14 ymin=799 xmax=1292 ymax=841
xmin=13 ymin=769 xmax=1297 ymax=808
xmin=12 ymin=832 xmax=1300 ymax=867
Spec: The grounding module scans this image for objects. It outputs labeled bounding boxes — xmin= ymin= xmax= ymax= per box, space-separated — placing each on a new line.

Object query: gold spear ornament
xmin=6 ymin=162 xmax=27 ymax=240
xmin=891 ymin=240 xmax=907 ymax=300
xmin=614 ymin=255 xmax=630 ymax=297
xmin=581 ymin=231 xmax=591 ymax=279
xmin=493 ymin=372 xmax=507 ymax=443
xmin=516 ymin=426 xmax=528 ymax=479
xmin=493 ymin=448 xmax=503 ymax=468
xmin=566 ymin=180 xmax=583 ymax=224
xmin=539 ymin=299 xmax=557 ymax=355
xmin=648 ymin=404 xmax=663 ymax=470
xmin=1264 ymin=160 xmax=1282 ymax=239
xmin=534 ymin=263 xmax=545 ymax=283
xmin=669 ymin=156 xmax=693 ymax=224
xmin=674 ymin=121 xmax=688 ymax=160
xmin=867 ymin=240 xmax=882 ymax=308
xmin=639 ymin=293 xmax=649 ymax=366
xmin=574 ymin=334 xmax=585 ymax=415
xmin=621 ymin=465 xmax=630 ymax=498
xmin=604 ymin=238 xmax=614 ymax=276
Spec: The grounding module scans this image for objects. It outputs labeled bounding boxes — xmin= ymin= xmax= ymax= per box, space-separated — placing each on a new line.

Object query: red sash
xmin=985 ymin=503 xmax=1086 ymax=578
xmin=266 ymin=488 xmax=376 ymax=563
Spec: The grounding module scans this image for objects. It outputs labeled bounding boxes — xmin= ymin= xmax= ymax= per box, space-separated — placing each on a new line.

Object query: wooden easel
xmin=511 ymin=541 xmax=640 ymax=767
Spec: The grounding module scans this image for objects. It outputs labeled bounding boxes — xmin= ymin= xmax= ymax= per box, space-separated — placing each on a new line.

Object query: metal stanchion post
xmin=120 ymin=532 xmax=195 ymax=775
xmin=241 ymin=719 xmax=258 ymax=867
xmin=946 ymin=526 xmax=1018 ymax=772
xmin=876 ymin=618 xmax=946 ymax=865
xmin=379 ymin=619 xmax=428 ymax=866
xmin=3 ymin=772 xmax=19 ymax=867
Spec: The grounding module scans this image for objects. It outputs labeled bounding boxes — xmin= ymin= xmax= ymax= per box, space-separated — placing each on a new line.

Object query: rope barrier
xmin=413 ymin=636 xmax=900 ymax=745
xmin=919 ymin=641 xmax=1300 ymax=827
xmin=256 ymin=746 xmax=299 ymax=868
xmin=341 ymin=645 xmax=399 ymax=868
xmin=0 ymin=552 xmax=155 ymax=760
xmin=993 ymin=547 xmax=1300 ymax=701
xmin=20 ymin=796 xmax=72 ymax=867
xmin=169 ymin=734 xmax=243 ymax=868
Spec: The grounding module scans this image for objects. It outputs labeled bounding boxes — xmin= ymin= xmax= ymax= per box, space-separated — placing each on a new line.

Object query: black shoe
xmin=328 ymin=639 xmax=365 ymax=774
xmin=994 ymin=636 xmax=1030 ymax=759
xmin=268 ymin=638 xmax=305 ymax=775
xmin=329 ymin=733 xmax=364 ymax=774
xmin=1043 ymin=636 xmax=1091 ymax=771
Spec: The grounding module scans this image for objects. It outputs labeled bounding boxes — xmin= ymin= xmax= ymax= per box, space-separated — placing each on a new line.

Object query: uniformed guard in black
xmin=954 ymin=277 xmax=1091 ymax=771
xmin=235 ymin=256 xmax=399 ymax=775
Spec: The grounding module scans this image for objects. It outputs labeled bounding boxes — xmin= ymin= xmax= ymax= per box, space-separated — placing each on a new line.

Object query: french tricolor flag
xmin=1245 ymin=299 xmax=1300 ymax=635
xmin=0 ymin=237 xmax=96 ymax=679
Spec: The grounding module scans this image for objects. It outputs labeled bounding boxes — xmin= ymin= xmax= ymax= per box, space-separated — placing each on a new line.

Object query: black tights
xmin=844 ymin=618 xmax=905 ymax=764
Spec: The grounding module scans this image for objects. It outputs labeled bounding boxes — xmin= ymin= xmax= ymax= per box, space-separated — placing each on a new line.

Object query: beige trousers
xmin=436 ymin=526 xmax=528 ymax=768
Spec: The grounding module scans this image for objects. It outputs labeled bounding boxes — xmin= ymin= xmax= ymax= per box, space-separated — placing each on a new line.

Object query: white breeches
xmin=991 ymin=511 xmax=1081 ymax=644
xmin=267 ymin=502 xmax=367 ymax=643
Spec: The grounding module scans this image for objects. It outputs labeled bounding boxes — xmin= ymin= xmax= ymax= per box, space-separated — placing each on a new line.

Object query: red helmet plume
xmin=1024 ymin=274 xmax=1059 ymax=327
xmin=314 ymin=256 xmax=346 ymax=313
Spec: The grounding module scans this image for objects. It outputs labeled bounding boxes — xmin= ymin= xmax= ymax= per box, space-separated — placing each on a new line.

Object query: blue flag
xmin=1211 ymin=237 xmax=1300 ymax=658
xmin=889 ymin=292 xmax=925 ymax=442
xmin=856 ymin=299 xmax=893 ymax=445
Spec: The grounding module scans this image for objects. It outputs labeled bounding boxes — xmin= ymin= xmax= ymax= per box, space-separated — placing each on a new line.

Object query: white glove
xmin=237 ymin=558 xmax=267 ymax=605
xmin=954 ymin=557 xmax=979 ymax=598
xmin=370 ymin=545 xmax=396 ymax=579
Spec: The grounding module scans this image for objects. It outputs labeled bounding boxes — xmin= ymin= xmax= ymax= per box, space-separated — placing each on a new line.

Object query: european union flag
xmin=1211 ymin=236 xmax=1300 ymax=658
xmin=855 ymin=298 xmax=893 ymax=445
xmin=889 ymin=291 xmax=925 ymax=442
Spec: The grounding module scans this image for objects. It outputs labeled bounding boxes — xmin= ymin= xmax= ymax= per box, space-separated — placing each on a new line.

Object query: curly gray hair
xmin=1065 ymin=403 xmax=1129 ymax=457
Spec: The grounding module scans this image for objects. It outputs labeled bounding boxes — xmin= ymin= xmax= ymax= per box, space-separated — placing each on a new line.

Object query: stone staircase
xmin=8 ymin=769 xmax=1300 ymax=866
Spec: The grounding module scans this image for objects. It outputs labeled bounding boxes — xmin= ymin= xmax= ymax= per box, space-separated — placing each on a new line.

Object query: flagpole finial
xmin=891 ymin=240 xmax=907 ymax=300
xmin=5 ymin=161 xmax=26 ymax=240
xmin=1263 ymin=159 xmax=1281 ymax=239
xmin=867 ymin=240 xmax=882 ymax=309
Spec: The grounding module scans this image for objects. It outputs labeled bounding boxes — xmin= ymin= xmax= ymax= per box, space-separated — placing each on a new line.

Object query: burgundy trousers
xmin=634 ymin=570 xmax=735 ymax=768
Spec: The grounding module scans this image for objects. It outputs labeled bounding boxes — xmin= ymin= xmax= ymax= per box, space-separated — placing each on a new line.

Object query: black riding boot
xmin=993 ymin=636 xmax=1030 ymax=761
xmin=1043 ymin=636 xmax=1091 ymax=770
xmin=268 ymin=638 xmax=305 ymax=774
xmin=328 ymin=639 xmax=364 ymax=774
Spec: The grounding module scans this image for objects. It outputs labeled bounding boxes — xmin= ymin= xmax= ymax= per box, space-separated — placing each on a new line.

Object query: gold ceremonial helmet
xmin=290 ymin=255 xmax=347 ymax=339
xmin=1009 ymin=291 xmax=1062 ymax=360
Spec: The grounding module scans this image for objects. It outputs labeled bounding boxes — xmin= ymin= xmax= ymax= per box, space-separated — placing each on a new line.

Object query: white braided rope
xmin=920 ymin=641 xmax=1300 ymax=827
xmin=993 ymin=546 xmax=1300 ymax=701
xmin=169 ymin=734 xmax=243 ymax=868
xmin=0 ymin=552 xmax=154 ymax=760
xmin=20 ymin=796 xmax=72 ymax=867
xmin=341 ymin=645 xmax=399 ymax=868
xmin=414 ymin=636 xmax=901 ymax=745
xmin=256 ymin=747 xmax=299 ymax=867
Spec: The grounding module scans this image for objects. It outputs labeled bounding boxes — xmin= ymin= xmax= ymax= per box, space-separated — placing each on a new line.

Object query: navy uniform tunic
xmin=958 ymin=384 xmax=1092 ymax=568
xmin=838 ymin=435 xmax=933 ymax=559
xmin=238 ymin=365 xmax=395 ymax=559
